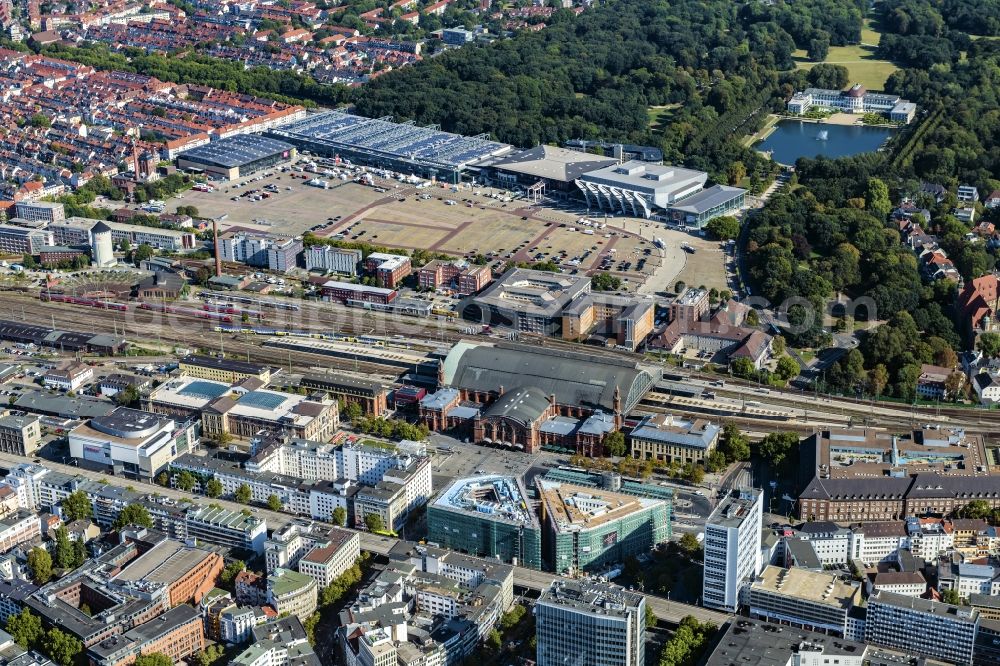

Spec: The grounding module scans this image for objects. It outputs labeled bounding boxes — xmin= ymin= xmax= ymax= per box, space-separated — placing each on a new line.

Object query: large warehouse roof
xmin=271 ymin=110 xmax=513 ymax=169
xmin=441 ymin=341 xmax=659 ymax=413
xmin=178 ymin=134 xmax=295 ymax=169
xmin=490 ymin=145 xmax=617 ymax=183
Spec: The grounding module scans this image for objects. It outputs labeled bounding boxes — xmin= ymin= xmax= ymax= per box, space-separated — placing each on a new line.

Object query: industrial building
xmin=487 ymin=145 xmax=618 ymax=199
xmin=427 ymin=475 xmax=542 ymax=569
xmin=175 ymin=134 xmax=297 ymax=180
xmin=269 ymin=110 xmax=514 ymax=183
xmin=178 ymin=355 xmax=272 ymax=384
xmin=536 ymin=478 xmax=670 ymax=574
xmin=535 ymin=580 xmax=645 ymax=666
xmin=0 ymin=320 xmax=126 ymax=354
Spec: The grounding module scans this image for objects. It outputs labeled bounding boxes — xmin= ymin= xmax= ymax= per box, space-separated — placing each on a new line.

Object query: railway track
xmin=6 ymin=298 xmax=411 ymax=378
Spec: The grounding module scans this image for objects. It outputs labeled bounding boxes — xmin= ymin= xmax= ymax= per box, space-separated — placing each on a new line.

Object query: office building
xmin=51 ymin=217 xmax=196 ymax=252
xmin=0 ymin=413 xmax=41 ymax=456
xmin=87 ymin=604 xmax=204 ymax=666
xmin=217 ymin=231 xmax=303 ymax=273
xmin=0 ymin=225 xmax=52 ymax=255
xmin=865 ymin=590 xmax=979 ymax=664
xmin=266 ymin=568 xmax=317 ymax=620
xmin=468 ymin=268 xmax=591 ymax=336
xmin=14 ymin=201 xmax=64 ymax=224
xmin=144 ymin=376 xmax=233 ymax=421
xmin=629 ymin=413 xmax=720 ymax=466
xmin=535 ymin=580 xmax=645 ymax=666
xmin=363 ymin=252 xmax=412 ymax=289
xmin=111 ymin=539 xmax=224 ymax=607
xmin=293 ymin=528 xmax=360 ymax=588
xmin=703 ymin=487 xmax=763 ymax=612
xmin=304 ymin=245 xmax=361 ymax=275
xmin=230 ymin=617 xmax=319 ymax=666
xmin=0 ymin=510 xmax=41 ymax=554
xmin=300 ymin=373 xmax=389 ymax=416
xmin=536 ymin=478 xmax=670 ymax=575
xmin=427 ymin=475 xmax=542 ymax=569
xmin=417 ymin=259 xmax=493 ymax=295
xmin=184 ymin=505 xmax=267 ymax=554
xmin=42 ymin=361 xmax=94 ymax=392
xmin=201 ymin=389 xmax=338 ymax=442
xmin=798 ymin=428 xmax=1000 ymax=521
xmin=704 ymin=619 xmax=930 ymax=666
xmin=68 ymin=407 xmax=181 ymax=480
xmin=320 ymin=280 xmax=397 ymax=305
xmin=179 ymin=355 xmax=271 ymax=383
xmin=748 ymin=566 xmax=861 ymax=636
xmin=265 ymin=520 xmax=338 ymax=572
xmin=339 ymin=544 xmax=512 ymax=666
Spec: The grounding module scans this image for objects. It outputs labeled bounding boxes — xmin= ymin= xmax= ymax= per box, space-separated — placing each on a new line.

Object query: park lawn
xmin=647 ymin=103 xmax=681 ymax=133
xmin=792 ymin=43 xmax=898 ymax=91
xmin=860 ymin=18 xmax=882 ymax=46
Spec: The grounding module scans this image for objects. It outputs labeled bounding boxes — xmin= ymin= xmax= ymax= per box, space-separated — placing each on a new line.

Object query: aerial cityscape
xmin=1 ymin=0 xmax=1000 ymax=665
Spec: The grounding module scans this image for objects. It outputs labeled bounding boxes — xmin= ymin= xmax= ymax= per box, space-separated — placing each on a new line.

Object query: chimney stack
xmin=213 ymin=219 xmax=222 ymax=277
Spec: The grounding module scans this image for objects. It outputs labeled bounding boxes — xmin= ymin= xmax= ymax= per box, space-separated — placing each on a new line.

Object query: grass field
xmin=791 ymin=19 xmax=899 ymax=91
xmin=647 ymin=103 xmax=681 ymax=133
xmin=792 ymin=45 xmax=898 ymax=91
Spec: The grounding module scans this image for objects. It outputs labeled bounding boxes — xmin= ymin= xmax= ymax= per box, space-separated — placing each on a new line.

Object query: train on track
xmin=39 ymin=292 xmax=129 ymax=311
xmin=212 ymin=325 xmax=397 ymax=348
xmin=139 ymin=302 xmax=234 ymax=322
xmin=196 ymin=291 xmax=300 ymax=311
xmin=201 ymin=303 xmax=263 ymax=319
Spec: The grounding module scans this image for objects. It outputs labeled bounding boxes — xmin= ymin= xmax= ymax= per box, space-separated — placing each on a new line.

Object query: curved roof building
xmin=440 ymin=341 xmax=657 ymax=414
